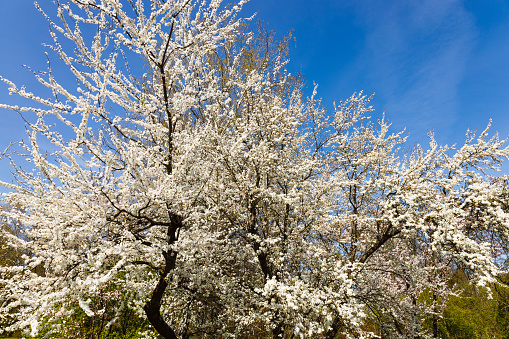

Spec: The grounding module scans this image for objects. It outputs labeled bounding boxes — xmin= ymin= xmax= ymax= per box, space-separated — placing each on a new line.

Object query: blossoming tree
xmin=1 ymin=0 xmax=508 ymax=338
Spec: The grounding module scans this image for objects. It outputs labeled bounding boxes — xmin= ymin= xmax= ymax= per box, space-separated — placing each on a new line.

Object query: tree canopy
xmin=1 ymin=1 xmax=508 ymax=338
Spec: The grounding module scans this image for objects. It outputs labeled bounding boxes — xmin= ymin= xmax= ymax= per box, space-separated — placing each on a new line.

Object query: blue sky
xmin=1 ymin=0 xmax=509 ymax=182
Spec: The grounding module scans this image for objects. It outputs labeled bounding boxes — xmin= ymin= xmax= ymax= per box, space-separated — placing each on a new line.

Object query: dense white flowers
xmin=0 ymin=0 xmax=508 ymax=338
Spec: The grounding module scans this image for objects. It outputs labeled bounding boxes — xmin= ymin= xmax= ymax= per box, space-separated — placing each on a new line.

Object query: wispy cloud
xmin=347 ymin=0 xmax=477 ymax=140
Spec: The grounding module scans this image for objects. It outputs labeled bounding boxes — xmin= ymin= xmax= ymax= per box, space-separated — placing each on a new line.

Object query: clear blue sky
xmin=1 ymin=0 xmax=509 ymax=183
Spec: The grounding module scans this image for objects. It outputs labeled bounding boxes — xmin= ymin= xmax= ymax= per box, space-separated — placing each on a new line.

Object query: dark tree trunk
xmin=144 ymin=214 xmax=182 ymax=339
xmin=325 ymin=317 xmax=342 ymax=339
xmin=144 ymin=267 xmax=178 ymax=339
xmin=432 ymin=295 xmax=439 ymax=338
xmin=273 ymin=324 xmax=284 ymax=338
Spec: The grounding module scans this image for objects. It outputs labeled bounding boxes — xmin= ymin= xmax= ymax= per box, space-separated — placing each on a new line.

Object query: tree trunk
xmin=432 ymin=282 xmax=439 ymax=337
xmin=144 ymin=214 xmax=182 ymax=339
xmin=144 ymin=249 xmax=179 ymax=339
xmin=144 ymin=277 xmax=178 ymax=338
xmin=273 ymin=322 xmax=284 ymax=338
xmin=325 ymin=317 xmax=342 ymax=339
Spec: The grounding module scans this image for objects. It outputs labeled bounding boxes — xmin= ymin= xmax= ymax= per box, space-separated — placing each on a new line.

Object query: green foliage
xmin=425 ymin=270 xmax=509 ymax=339
xmin=36 ymin=282 xmax=154 ymax=339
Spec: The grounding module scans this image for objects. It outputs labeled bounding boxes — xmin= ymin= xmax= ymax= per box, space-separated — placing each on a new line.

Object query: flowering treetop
xmin=0 ymin=1 xmax=508 ymax=338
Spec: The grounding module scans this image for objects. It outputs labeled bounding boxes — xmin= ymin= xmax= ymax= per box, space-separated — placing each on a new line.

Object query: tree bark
xmin=144 ymin=265 xmax=178 ymax=339
xmin=144 ymin=214 xmax=182 ymax=339
xmin=325 ymin=316 xmax=343 ymax=339
xmin=432 ymin=290 xmax=439 ymax=338
xmin=273 ymin=322 xmax=284 ymax=338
